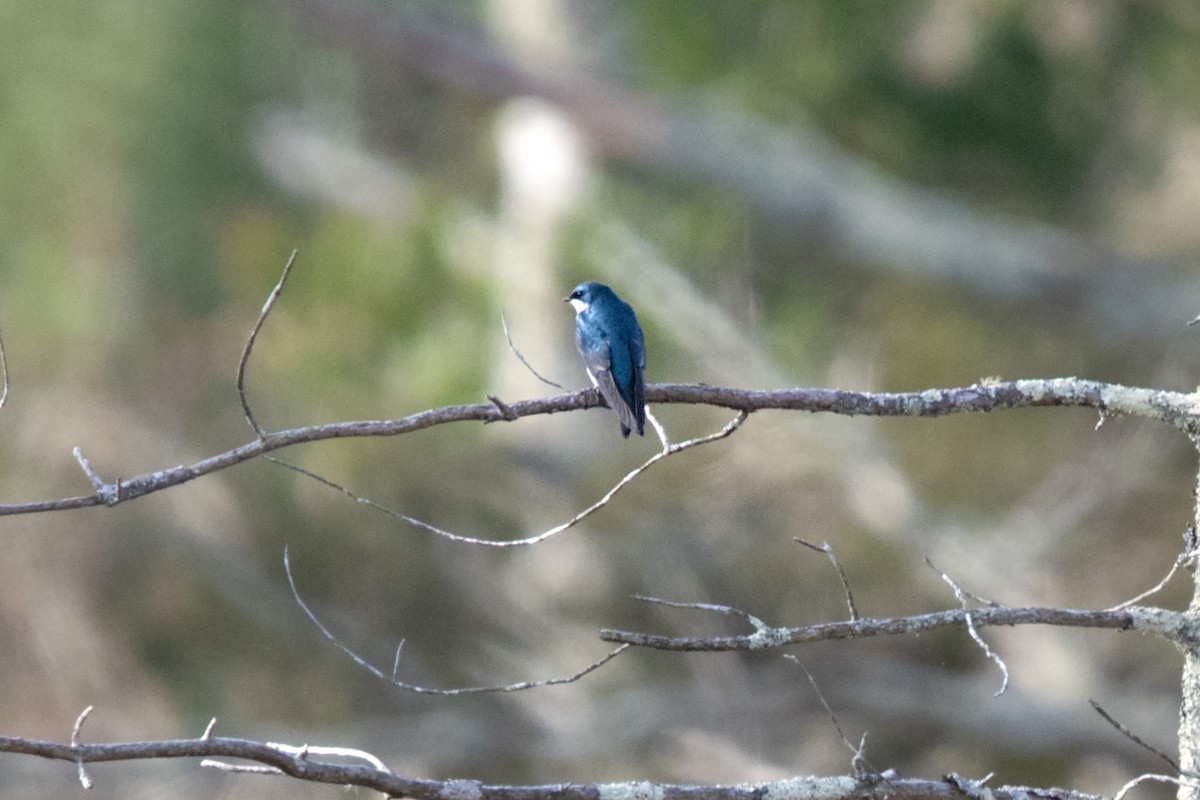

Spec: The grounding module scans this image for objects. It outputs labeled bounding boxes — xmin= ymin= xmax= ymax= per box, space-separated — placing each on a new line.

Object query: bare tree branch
xmin=0 ymin=728 xmax=1109 ymax=799
xmin=2 ymin=379 xmax=1195 ymax=517
xmin=599 ymin=603 xmax=1188 ymax=651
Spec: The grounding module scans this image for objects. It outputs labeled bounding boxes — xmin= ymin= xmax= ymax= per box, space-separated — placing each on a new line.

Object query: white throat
xmin=568 ymin=298 xmax=589 ymax=314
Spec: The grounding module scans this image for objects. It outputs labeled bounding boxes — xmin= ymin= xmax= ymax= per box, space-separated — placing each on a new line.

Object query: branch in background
xmin=260 ymin=0 xmax=1198 ymax=334
xmin=261 ymin=0 xmax=1082 ymax=293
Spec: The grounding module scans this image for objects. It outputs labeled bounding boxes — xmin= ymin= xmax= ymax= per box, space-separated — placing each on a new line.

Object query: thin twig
xmin=500 ymin=311 xmax=565 ymax=390
xmin=72 ymin=447 xmax=118 ymax=505
xmin=646 ymin=406 xmax=669 ymax=450
xmin=1107 ymin=551 xmax=1185 ymax=611
xmin=783 ymin=655 xmax=893 ymax=785
xmin=927 ymin=558 xmax=1009 ymax=696
xmin=795 ymin=539 xmax=858 ymax=621
xmin=1089 ymin=699 xmax=1179 ymax=772
xmin=1113 ymin=773 xmax=1200 ymax=800
xmin=0 ymin=326 xmax=9 ymax=408
xmin=283 ymin=547 xmax=629 ymax=694
xmin=269 ymin=411 xmax=747 ymax=548
xmin=72 ymin=448 xmax=105 ymax=492
xmin=71 ymin=705 xmax=94 ymax=789
xmin=944 ymin=773 xmax=996 ymax=799
xmin=631 ymin=594 xmax=790 ymax=649
xmin=634 ymin=595 xmax=769 ymax=629
xmin=486 ymin=394 xmax=518 ymax=421
xmin=204 ymin=741 xmax=391 ymax=778
xmin=238 ymin=249 xmax=298 ymax=438
xmin=201 ymin=759 xmax=281 ymax=775
xmin=782 ymin=655 xmax=857 ymax=755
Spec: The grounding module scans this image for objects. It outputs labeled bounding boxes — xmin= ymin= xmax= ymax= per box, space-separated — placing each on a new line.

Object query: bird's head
xmin=564 ymin=281 xmax=608 ymax=314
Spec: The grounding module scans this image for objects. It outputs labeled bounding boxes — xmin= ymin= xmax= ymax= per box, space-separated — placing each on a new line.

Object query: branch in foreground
xmin=0 ymin=730 xmax=1106 ymax=800
xmin=1 ymin=378 xmax=1195 ymax=517
xmin=599 ymin=602 xmax=1191 ymax=651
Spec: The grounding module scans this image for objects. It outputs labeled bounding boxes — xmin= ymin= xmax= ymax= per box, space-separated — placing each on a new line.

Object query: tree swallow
xmin=565 ymin=281 xmax=646 ymax=437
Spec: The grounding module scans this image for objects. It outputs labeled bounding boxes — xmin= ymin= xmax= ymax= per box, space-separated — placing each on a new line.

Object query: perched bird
xmin=565 ymin=281 xmax=646 ymax=437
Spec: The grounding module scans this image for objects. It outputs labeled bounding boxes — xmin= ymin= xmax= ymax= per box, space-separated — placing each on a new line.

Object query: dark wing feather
xmin=626 ymin=324 xmax=646 ymax=436
xmin=588 ymin=364 xmax=640 ymax=438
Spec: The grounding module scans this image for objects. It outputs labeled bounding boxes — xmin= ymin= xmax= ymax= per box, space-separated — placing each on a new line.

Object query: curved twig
xmin=269 ymin=411 xmax=746 ymax=547
xmin=237 ymin=249 xmax=298 ymax=438
xmin=283 ymin=548 xmax=628 ymax=694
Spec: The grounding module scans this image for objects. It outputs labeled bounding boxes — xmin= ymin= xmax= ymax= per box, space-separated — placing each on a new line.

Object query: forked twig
xmin=631 ymin=594 xmax=791 ymax=649
xmin=70 ymin=448 xmax=121 ymax=506
xmin=926 ymin=558 xmax=1009 ymax=696
xmin=271 ymin=411 xmax=748 ymax=547
xmin=283 ymin=548 xmax=628 ymax=694
xmin=238 ymin=249 xmax=298 ymax=438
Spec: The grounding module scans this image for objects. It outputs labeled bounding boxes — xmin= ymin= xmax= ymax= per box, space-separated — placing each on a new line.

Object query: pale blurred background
xmin=0 ymin=1 xmax=1197 ymax=797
